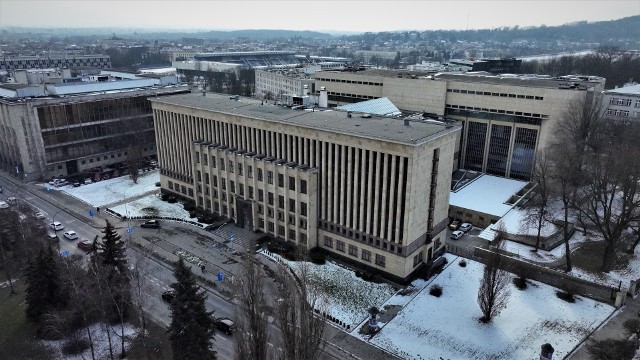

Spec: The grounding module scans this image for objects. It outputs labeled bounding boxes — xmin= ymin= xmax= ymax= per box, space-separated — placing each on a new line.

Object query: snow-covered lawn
xmin=502 ymin=231 xmax=592 ymax=263
xmin=110 ymin=193 xmax=205 ymax=226
xmin=42 ymin=323 xmax=137 ymax=360
xmin=56 ymin=171 xmax=160 ymax=207
xmin=261 ymin=251 xmax=398 ymax=329
xmin=368 ymin=254 xmax=615 ymax=360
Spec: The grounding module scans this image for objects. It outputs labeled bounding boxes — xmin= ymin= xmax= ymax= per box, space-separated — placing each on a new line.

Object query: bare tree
xmin=127 ymin=145 xmax=144 ymax=184
xmin=572 ymin=120 xmax=640 ymax=272
xmin=234 ymin=243 xmax=270 ymax=360
xmin=129 ymin=248 xmax=154 ymax=358
xmin=520 ymin=151 xmax=552 ymax=251
xmin=275 ymin=259 xmax=326 ymax=360
xmin=477 ymin=231 xmax=511 ymax=323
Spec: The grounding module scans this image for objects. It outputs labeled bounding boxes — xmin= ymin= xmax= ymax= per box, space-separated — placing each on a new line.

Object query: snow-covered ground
xmin=368 ymin=254 xmax=615 ymax=360
xmin=42 ymin=323 xmax=137 ymax=360
xmin=54 ymin=171 xmax=160 ymax=207
xmin=110 ymin=193 xmax=204 ymax=226
xmin=261 ymin=251 xmax=398 ymax=329
xmin=502 ymin=231 xmax=592 ymax=263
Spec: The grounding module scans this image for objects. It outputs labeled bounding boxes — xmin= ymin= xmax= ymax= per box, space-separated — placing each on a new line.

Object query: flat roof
xmin=150 ymin=93 xmax=459 ymax=146
xmin=604 ymin=83 xmax=640 ymax=96
xmin=449 ymin=174 xmax=527 ymax=217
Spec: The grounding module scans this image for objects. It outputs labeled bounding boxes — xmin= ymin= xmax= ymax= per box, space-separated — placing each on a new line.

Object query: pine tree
xmin=25 ymin=248 xmax=64 ymax=321
xmin=96 ymin=220 xmax=128 ymax=274
xmin=168 ymin=258 xmax=216 ymax=360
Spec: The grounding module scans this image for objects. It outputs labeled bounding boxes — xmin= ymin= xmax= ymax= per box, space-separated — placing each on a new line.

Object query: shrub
xmin=167 ymin=196 xmax=177 ymax=203
xmin=61 ymin=339 xmax=90 ymax=356
xmin=189 ymin=210 xmax=197 ymax=218
xmin=513 ymin=276 xmax=528 ymax=290
xmin=183 ymin=202 xmax=196 ymax=212
xmin=161 ymin=193 xmax=170 ymax=201
xmin=429 ymin=284 xmax=443 ymax=297
xmin=309 ymin=248 xmax=326 ymax=264
xmin=458 ymin=259 xmax=467 ymax=267
xmin=556 ymin=291 xmax=576 ymax=303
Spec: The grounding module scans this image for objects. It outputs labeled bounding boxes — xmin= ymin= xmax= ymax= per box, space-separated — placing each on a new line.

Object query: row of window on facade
xmin=323 ymin=235 xmax=387 ymax=267
xmin=608 ymin=98 xmax=640 ymax=107
xmin=605 ymin=109 xmax=634 ymax=117
xmin=447 ymin=88 xmax=544 ymax=100
xmin=195 ymin=152 xmax=308 ymax=193
xmin=79 ymin=148 xmax=149 ymax=165
xmin=315 ymin=78 xmax=383 ymax=86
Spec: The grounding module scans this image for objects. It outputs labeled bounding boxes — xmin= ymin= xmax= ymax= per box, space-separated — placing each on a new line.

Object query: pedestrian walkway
xmin=212 ymin=224 xmax=263 ymax=250
xmin=568 ymin=293 xmax=640 ymax=358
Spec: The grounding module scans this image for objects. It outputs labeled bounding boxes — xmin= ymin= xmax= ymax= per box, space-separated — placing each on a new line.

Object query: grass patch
xmin=0 ymin=281 xmax=52 ymax=360
xmin=571 ymin=239 xmax=635 ymax=274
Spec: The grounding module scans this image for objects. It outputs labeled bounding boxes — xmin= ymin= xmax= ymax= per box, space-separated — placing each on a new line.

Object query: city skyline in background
xmin=0 ymin=0 xmax=638 ymax=33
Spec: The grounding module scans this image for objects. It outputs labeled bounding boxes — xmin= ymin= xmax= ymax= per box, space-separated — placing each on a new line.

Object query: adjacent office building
xmin=0 ymin=74 xmax=189 ymax=180
xmin=151 ymin=93 xmax=460 ymax=282
xmin=601 ymin=82 xmax=640 ymax=121
xmin=314 ymin=69 xmax=606 ymax=180
xmin=0 ymin=54 xmax=112 ymax=71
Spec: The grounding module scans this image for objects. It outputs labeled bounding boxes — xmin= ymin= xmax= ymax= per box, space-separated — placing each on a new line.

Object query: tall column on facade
xmin=339 ymin=145 xmax=347 ymax=226
xmin=386 ymin=155 xmax=397 ymax=242
xmin=345 ymin=146 xmax=353 ymax=228
xmin=327 ymin=143 xmax=334 ymax=223
xmin=321 ymin=141 xmax=327 ymax=220
xmin=371 ymin=151 xmax=382 ymax=238
xmin=365 ymin=150 xmax=374 ymax=234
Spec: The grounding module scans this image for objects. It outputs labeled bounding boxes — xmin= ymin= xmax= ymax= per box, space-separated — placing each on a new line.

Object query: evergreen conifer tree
xmin=168 ymin=258 xmax=216 ymax=360
xmin=25 ymin=248 xmax=64 ymax=321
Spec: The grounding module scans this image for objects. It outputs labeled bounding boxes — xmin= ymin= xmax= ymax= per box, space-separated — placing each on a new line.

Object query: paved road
xmin=0 ymin=174 xmax=397 ymax=360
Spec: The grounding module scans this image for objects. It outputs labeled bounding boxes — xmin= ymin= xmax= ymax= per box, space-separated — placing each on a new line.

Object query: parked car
xmin=449 ymin=219 xmax=461 ymax=231
xmin=84 ymin=178 xmax=93 ymax=185
xmin=459 ymin=223 xmax=473 ymax=232
xmin=0 ymin=201 xmax=8 ymax=209
xmin=6 ymin=197 xmax=17 ymax=205
xmin=73 ymin=181 xmax=81 ymax=187
xmin=77 ymin=239 xmax=94 ymax=252
xmin=450 ymin=230 xmax=464 ymax=240
xmin=215 ymin=318 xmax=236 ymax=335
xmin=49 ymin=222 xmax=64 ymax=231
xmin=46 ymin=233 xmax=59 ymax=242
xmin=33 ymin=212 xmax=45 ymax=219
xmin=161 ymin=290 xmax=176 ymax=303
xmin=141 ymin=220 xmax=161 ymax=229
xmin=63 ymin=231 xmax=78 ymax=240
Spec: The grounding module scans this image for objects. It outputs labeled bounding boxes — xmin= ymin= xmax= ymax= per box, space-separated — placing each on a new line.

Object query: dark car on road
xmin=215 ymin=318 xmax=236 ymax=335
xmin=77 ymin=239 xmax=94 ymax=252
xmin=161 ymin=290 xmax=175 ymax=303
xmin=141 ymin=220 xmax=161 ymax=229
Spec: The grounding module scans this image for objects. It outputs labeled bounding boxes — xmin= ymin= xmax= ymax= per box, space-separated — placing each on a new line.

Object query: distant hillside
xmin=344 ymin=16 xmax=640 ymax=46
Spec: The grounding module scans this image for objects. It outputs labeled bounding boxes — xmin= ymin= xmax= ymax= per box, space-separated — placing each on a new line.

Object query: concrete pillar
xmin=387 ymin=155 xmax=397 ymax=242
xmin=346 ymin=145 xmax=353 ymax=228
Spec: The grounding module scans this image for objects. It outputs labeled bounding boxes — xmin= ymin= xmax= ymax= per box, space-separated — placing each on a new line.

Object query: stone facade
xmin=150 ymin=93 xmax=460 ymax=281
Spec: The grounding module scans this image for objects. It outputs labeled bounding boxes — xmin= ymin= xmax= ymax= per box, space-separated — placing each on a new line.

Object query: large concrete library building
xmin=151 ymin=93 xmax=460 ymax=281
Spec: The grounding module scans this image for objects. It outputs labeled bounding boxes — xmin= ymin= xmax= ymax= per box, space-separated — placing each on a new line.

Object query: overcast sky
xmin=0 ymin=0 xmax=638 ymax=33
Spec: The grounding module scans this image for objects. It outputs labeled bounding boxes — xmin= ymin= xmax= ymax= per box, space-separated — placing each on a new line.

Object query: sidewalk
xmin=568 ymin=294 xmax=640 ymax=359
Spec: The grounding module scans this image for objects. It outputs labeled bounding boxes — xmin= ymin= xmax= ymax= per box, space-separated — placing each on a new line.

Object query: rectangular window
xmin=277 ymin=211 xmax=284 ymax=221
xmin=300 ymin=202 xmax=307 ymax=216
xmin=278 ymin=195 xmax=284 ymax=209
xmin=248 ymin=186 xmax=254 ymax=199
xmin=268 ymin=222 xmax=274 ymax=232
xmin=196 ymin=151 xmax=200 ymax=163
xmin=348 ymin=245 xmax=358 ymax=256
xmin=203 ymin=155 xmax=208 ymax=166
xmin=221 ymin=179 xmax=226 ymax=190
xmin=278 ymin=173 xmax=284 ymax=187
xmin=230 ymin=181 xmax=235 ymax=193
xmin=239 ymin=184 xmax=244 ymax=196
xmin=205 ymin=173 xmax=210 ymax=184
xmin=211 ymin=156 xmax=216 ymax=168
xmin=258 ymin=189 xmax=264 ymax=202
xmin=248 ymin=165 xmax=253 ymax=178
xmin=188 ymin=188 xmax=194 ymax=197
xmin=168 ymin=181 xmax=173 ymax=190
xmin=289 ymin=176 xmax=296 ymax=191
xmin=268 ymin=192 xmax=274 ymax=205
xmin=237 ymin=163 xmax=243 ymax=175
xmin=336 ymin=240 xmax=345 ymax=252
xmin=197 ymin=170 xmax=201 ymax=182
xmin=413 ymin=251 xmax=423 ymax=267
xmin=220 ymin=158 xmax=225 ymax=170
xmin=299 ymin=218 xmax=307 ymax=229
xmin=300 ymin=179 xmax=307 ymax=194
xmin=375 ymin=254 xmax=386 ymax=267
xmin=258 ymin=217 xmax=264 ymax=228
xmin=228 ymin=160 xmax=234 ymax=173
xmin=289 ymin=199 xmax=295 ymax=212
xmin=267 ymin=171 xmax=273 ymax=184
xmin=323 ymin=236 xmax=333 ymax=248
xmin=257 ymin=168 xmax=263 ymax=181
xmin=288 ymin=230 xmax=296 ymax=240
xmin=278 ymin=225 xmax=285 ymax=236
xmin=361 ymin=250 xmax=371 ymax=262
